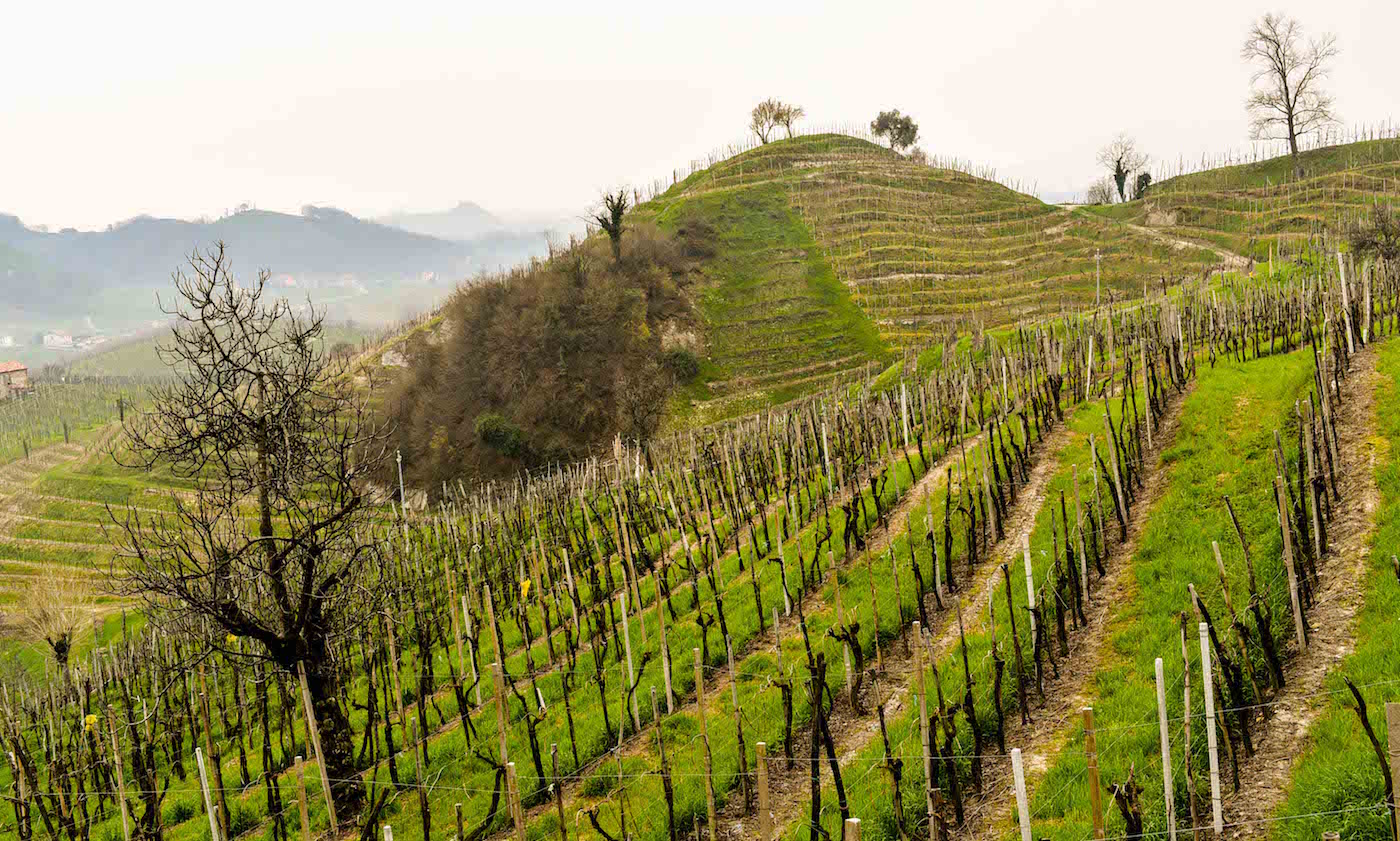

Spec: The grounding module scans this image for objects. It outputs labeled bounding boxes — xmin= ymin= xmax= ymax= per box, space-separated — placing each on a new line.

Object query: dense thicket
xmin=384 ymin=221 xmax=705 ymax=486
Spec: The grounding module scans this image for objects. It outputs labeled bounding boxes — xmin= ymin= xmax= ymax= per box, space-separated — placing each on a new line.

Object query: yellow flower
xmin=226 ymin=634 xmax=239 ymax=647
xmin=520 ymin=578 xmax=531 ymax=600
xmin=84 ymin=714 xmax=99 ymax=731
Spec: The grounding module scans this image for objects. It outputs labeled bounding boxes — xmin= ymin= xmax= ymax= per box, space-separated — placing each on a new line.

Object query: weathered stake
xmin=1011 ymin=747 xmax=1032 ymax=841
xmin=1083 ymin=708 xmax=1105 ymax=841
xmin=1155 ymin=658 xmax=1177 ymax=841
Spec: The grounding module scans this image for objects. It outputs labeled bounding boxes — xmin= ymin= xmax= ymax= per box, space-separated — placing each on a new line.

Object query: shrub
xmin=663 ymin=348 xmax=702 ymax=383
xmin=474 ymin=413 xmax=527 ymax=459
xmin=164 ymin=799 xmax=197 ymax=825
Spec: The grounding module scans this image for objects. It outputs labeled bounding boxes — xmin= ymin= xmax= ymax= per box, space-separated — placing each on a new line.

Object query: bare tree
xmin=1086 ymin=177 xmax=1117 ymax=206
xmin=776 ymin=102 xmax=805 ymax=138
xmin=750 ymin=99 xmax=784 ymax=144
xmin=111 ymin=243 xmax=390 ymax=819
xmin=593 ymin=191 xmax=629 ymax=262
xmin=16 ymin=570 xmax=93 ymax=670
xmin=1096 ymin=134 xmax=1148 ymax=203
xmin=1242 ymin=13 xmax=1340 ymax=179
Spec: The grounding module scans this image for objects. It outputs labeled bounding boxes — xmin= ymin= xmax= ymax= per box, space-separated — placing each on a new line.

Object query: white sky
xmin=4 ymin=0 xmax=1397 ymax=231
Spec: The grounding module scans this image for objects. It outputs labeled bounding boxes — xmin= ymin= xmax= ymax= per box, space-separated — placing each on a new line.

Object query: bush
xmin=662 ymin=348 xmax=702 ymax=383
xmin=474 ymin=413 xmax=527 ymax=459
xmin=164 ymin=799 xmax=197 ymax=825
xmin=229 ymin=805 xmax=260 ymax=837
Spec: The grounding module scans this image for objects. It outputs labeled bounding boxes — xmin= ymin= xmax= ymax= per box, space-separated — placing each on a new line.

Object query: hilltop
xmin=632 ymin=133 xmax=1225 ymax=423
xmin=1082 ymin=137 xmax=1400 ymax=260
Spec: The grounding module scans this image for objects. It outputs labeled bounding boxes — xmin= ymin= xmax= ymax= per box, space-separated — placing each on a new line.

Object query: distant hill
xmin=0 ymin=205 xmax=546 ymax=328
xmin=377 ymin=201 xmax=504 ymax=241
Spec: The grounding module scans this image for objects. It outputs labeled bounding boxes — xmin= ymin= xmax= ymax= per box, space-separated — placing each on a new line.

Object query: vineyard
xmin=3 ymin=133 xmax=1400 ymax=841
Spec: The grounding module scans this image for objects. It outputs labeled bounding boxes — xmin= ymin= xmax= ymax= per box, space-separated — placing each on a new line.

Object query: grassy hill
xmin=1083 ymin=137 xmax=1400 ymax=261
xmin=635 ymin=134 xmax=1221 ymax=424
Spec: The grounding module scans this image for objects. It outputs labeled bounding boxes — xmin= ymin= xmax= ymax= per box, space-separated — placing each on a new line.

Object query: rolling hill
xmin=1082 ymin=137 xmax=1400 ymax=260
xmin=633 ymin=133 xmax=1223 ymax=424
xmin=0 ymin=205 xmax=546 ymax=331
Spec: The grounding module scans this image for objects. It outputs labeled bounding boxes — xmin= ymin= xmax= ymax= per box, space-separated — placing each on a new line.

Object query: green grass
xmin=1272 ymin=340 xmax=1400 ymax=841
xmin=1019 ymin=348 xmax=1317 ymax=841
xmin=647 ymin=179 xmax=889 ymax=426
xmin=1154 ymin=138 xmax=1400 ymax=193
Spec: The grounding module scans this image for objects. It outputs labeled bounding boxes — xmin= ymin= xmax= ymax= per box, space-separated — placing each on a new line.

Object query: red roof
xmin=0 ymin=361 xmax=27 ymax=374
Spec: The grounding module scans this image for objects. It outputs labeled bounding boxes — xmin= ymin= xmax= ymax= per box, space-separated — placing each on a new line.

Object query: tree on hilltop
xmin=776 ymin=102 xmax=805 ymax=138
xmin=1097 ymin=134 xmax=1148 ymax=203
xmin=749 ymin=99 xmax=806 ymax=143
xmin=1242 ymin=13 xmax=1339 ymax=180
xmin=871 ymin=110 xmax=919 ymax=152
xmin=112 ymin=243 xmax=391 ymax=820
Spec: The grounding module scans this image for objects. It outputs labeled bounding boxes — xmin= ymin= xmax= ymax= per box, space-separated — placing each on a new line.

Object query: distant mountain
xmin=0 ymin=206 xmax=545 ymax=325
xmin=378 ymin=201 xmax=504 ymax=241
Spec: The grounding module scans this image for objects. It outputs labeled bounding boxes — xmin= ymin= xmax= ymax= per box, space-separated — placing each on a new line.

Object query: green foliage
xmin=386 ymin=223 xmax=701 ymax=486
xmin=661 ymin=347 xmax=701 ymax=383
xmin=870 ymin=109 xmax=919 ymax=151
xmin=474 ymin=413 xmax=527 ymax=458
xmin=1133 ymin=171 xmax=1152 ymax=200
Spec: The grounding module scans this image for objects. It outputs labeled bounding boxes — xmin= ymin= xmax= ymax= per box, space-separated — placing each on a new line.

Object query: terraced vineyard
xmin=1085 ymin=137 xmax=1400 ymax=262
xmin=5 ymin=134 xmax=1400 ymax=841
xmin=641 ymin=134 xmax=1229 ymax=423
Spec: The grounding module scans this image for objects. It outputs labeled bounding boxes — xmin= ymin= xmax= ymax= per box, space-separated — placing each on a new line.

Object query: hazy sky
xmin=4 ymin=0 xmax=1397 ymax=231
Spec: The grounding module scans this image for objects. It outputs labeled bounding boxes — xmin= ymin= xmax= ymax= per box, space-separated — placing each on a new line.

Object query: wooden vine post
xmin=1011 ymin=747 xmax=1032 ymax=841
xmin=1274 ymin=474 xmax=1308 ymax=648
xmin=695 ymin=648 xmax=718 ymax=841
xmin=1083 ymin=707 xmax=1105 ymax=841
xmin=913 ymin=621 xmax=941 ymax=841
xmin=195 ymin=747 xmax=221 ymax=841
xmin=1154 ymin=658 xmax=1177 ymax=841
xmin=1388 ymin=703 xmax=1400 ymax=841
xmin=621 ymin=590 xmax=641 ymax=731
xmin=295 ymin=755 xmax=311 ymax=841
xmin=1199 ymin=624 xmax=1224 ymax=836
xmin=507 ymin=761 xmax=526 ymax=841
xmin=757 ymin=741 xmax=772 ymax=841
xmin=105 ymin=707 xmax=132 ymax=841
xmin=655 ymin=574 xmax=674 ymax=712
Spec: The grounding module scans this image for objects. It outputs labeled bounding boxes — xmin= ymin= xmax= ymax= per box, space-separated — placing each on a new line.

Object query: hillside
xmin=632 ymin=134 xmax=1224 ymax=423
xmin=0 ymin=205 xmax=545 ymax=330
xmin=1083 ymin=137 xmax=1400 ymax=260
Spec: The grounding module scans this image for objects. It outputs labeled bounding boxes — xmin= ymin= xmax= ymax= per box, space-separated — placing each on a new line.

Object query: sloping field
xmin=1086 ymin=139 xmax=1400 ymax=262
xmin=655 ymin=135 xmax=1221 ymax=352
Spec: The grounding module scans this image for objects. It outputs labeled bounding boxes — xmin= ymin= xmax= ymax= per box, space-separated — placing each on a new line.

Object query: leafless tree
xmin=750 ymin=99 xmax=784 ymax=144
xmin=16 ymin=570 xmax=93 ymax=670
xmin=777 ymin=103 xmax=805 ymax=138
xmin=110 ymin=242 xmax=391 ymax=819
xmin=1096 ymin=134 xmax=1148 ymax=202
xmin=1086 ymin=177 xmax=1117 ymax=206
xmin=1242 ymin=13 xmax=1340 ymax=179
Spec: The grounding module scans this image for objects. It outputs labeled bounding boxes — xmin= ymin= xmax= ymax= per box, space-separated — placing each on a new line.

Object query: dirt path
xmin=966 ymin=386 xmax=1192 ymax=841
xmin=1221 ymin=346 xmax=1383 ymax=839
xmin=1061 ymin=205 xmax=1251 ymax=273
xmin=758 ymin=415 xmax=1081 ymax=840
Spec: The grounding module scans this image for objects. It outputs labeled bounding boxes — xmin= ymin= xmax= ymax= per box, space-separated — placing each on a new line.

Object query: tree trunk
xmin=301 ymin=642 xmax=364 ymax=817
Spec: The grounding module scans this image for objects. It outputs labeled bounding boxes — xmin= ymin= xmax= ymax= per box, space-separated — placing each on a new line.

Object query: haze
xmin=4 ymin=0 xmax=1397 ymax=231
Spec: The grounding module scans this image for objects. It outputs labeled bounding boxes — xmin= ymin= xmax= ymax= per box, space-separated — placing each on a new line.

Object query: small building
xmin=43 ymin=331 xmax=73 ymax=349
xmin=0 ymin=361 xmax=30 ymax=398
